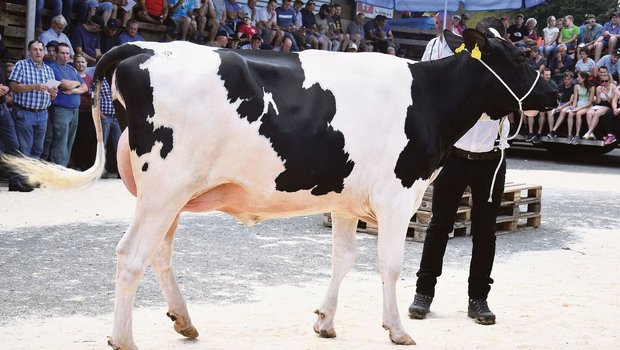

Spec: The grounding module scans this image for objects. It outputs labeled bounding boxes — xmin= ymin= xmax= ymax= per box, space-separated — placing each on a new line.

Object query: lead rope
xmin=454 ymin=43 xmax=541 ymax=202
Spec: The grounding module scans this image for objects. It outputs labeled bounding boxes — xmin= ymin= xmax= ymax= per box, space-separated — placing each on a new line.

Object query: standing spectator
xmin=597 ymin=48 xmax=620 ymax=83
xmin=461 ymin=13 xmax=470 ymax=29
xmin=136 ymin=0 xmax=169 ymax=24
xmin=100 ymin=19 xmax=121 ymax=54
xmin=452 ymin=15 xmax=463 ymax=35
xmin=168 ymin=0 xmax=196 ymax=41
xmin=347 ymin=12 xmax=366 ymax=48
xmin=548 ymin=71 xmax=575 ymax=139
xmin=574 ymin=47 xmax=596 ymax=75
xmin=577 ymin=14 xmax=603 ymax=60
xmin=506 ymin=14 xmax=528 ymax=49
xmin=118 ymin=19 xmax=146 ymax=44
xmin=38 ymin=15 xmax=75 ymax=57
xmin=257 ymin=0 xmax=281 ymax=46
xmin=540 ymin=16 xmax=559 ymax=60
xmin=240 ymin=0 xmax=258 ymax=25
xmin=549 ymin=44 xmax=574 ymax=82
xmin=72 ymin=15 xmax=105 ymax=66
xmin=556 ymin=15 xmax=579 ymax=56
xmin=421 ymin=11 xmax=453 ymax=61
xmin=7 ymin=40 xmax=58 ymax=191
xmin=47 ymin=43 xmax=88 ymax=167
xmin=594 ymin=11 xmax=620 ymax=64
xmin=276 ymin=0 xmax=301 ymax=52
xmin=583 ymin=72 xmax=615 ymax=140
xmin=526 ymin=68 xmax=557 ymax=143
xmin=44 ymin=41 xmax=59 ymax=65
xmin=0 ymin=56 xmax=21 ymax=191
xmin=70 ymin=54 xmax=96 ymax=170
xmin=98 ymin=78 xmax=121 ymax=178
xmin=408 ymin=17 xmax=509 ymax=326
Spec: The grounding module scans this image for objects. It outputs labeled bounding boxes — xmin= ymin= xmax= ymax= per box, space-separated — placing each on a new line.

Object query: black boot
xmin=408 ymin=293 xmax=433 ymax=319
xmin=468 ymin=298 xmax=496 ymax=325
xmin=8 ymin=181 xmax=34 ymax=192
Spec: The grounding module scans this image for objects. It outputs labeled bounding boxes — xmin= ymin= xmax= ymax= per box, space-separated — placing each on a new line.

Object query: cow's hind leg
xmin=109 ymin=196 xmax=187 ymax=350
xmin=150 ymin=214 xmax=198 ymax=338
xmin=314 ymin=212 xmax=358 ymax=338
xmin=377 ymin=208 xmax=416 ymax=345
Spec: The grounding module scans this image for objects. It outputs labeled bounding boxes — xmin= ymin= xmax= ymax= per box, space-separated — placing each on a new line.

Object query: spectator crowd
xmin=503 ymin=12 xmax=620 ymax=146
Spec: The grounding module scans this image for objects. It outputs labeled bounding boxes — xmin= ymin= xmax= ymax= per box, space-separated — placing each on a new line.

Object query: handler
xmin=408 ymin=16 xmax=511 ymax=325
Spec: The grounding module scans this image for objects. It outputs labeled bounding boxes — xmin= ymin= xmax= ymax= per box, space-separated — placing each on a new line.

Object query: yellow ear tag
xmin=471 ymin=44 xmax=482 ymax=60
xmin=454 ymin=43 xmax=466 ymax=53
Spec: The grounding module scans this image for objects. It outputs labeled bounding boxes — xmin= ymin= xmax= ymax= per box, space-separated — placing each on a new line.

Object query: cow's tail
xmin=0 ymin=44 xmax=144 ymax=189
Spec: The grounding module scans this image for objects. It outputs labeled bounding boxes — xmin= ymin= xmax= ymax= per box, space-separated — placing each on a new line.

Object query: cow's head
xmin=445 ymin=26 xmax=557 ymax=119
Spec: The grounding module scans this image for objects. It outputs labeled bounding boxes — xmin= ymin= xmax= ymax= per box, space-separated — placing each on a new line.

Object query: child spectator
xmin=526 ymin=68 xmax=557 ymax=143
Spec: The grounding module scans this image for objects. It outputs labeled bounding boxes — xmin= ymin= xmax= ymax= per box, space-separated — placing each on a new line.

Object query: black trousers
xmin=416 ymin=152 xmax=506 ymax=300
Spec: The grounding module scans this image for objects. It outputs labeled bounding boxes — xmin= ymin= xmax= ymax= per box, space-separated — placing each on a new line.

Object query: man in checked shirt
xmin=8 ymin=39 xmax=58 ymax=191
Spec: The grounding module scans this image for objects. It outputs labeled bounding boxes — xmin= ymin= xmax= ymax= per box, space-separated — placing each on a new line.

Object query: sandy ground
xmin=0 ymin=165 xmax=619 ymax=349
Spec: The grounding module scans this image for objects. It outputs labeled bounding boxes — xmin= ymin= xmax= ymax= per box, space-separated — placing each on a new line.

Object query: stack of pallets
xmin=322 ymin=182 xmax=542 ymax=242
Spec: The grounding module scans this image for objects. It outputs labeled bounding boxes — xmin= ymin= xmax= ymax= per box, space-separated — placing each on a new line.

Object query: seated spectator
xmin=527 ymin=68 xmax=557 ymax=143
xmin=237 ymin=15 xmax=259 ymax=41
xmin=346 ymin=12 xmax=366 ymax=47
xmin=276 ymin=0 xmax=301 ymax=52
xmin=300 ymin=0 xmax=324 ymax=49
xmin=100 ymin=19 xmax=121 ymax=54
xmin=192 ymin=0 xmax=209 ymax=42
xmin=506 ymin=13 xmax=528 ymax=49
xmin=345 ymin=42 xmax=357 ymax=52
xmin=594 ymin=12 xmax=620 ymax=64
xmin=273 ymin=36 xmax=293 ymax=52
xmin=540 ymin=16 xmax=559 ymax=60
xmin=118 ymin=19 xmax=146 ymax=44
xmin=556 ymin=15 xmax=579 ymax=57
xmin=524 ymin=17 xmax=538 ymax=47
xmin=597 ymin=48 xmax=620 ymax=83
xmin=577 ymin=14 xmax=603 ymax=60
xmin=549 ymin=44 xmax=574 ymax=82
xmin=225 ymin=0 xmax=244 ymax=32
xmin=583 ymin=72 xmax=615 ymax=140
xmin=36 ymin=0 xmax=73 ymax=32
xmin=240 ymin=34 xmax=264 ymax=50
xmin=315 ymin=4 xmax=338 ymax=51
xmin=527 ymin=47 xmax=546 ymax=73
xmin=73 ymin=0 xmax=114 ymax=27
xmin=364 ymin=14 xmax=393 ymax=53
xmin=575 ymin=47 xmax=596 ymax=75
xmin=136 ymin=0 xmax=169 ymax=24
xmin=209 ymin=0 xmax=235 ymax=42
xmin=209 ymin=30 xmax=229 ymax=47
xmin=43 ymin=41 xmax=59 ymax=65
xmin=72 ymin=15 xmax=105 ymax=66
xmin=256 ymin=0 xmax=282 ymax=47
xmin=332 ymin=4 xmax=349 ymax=50
xmin=562 ymin=71 xmax=595 ymax=144
xmin=548 ymin=71 xmax=575 ymax=138
xmin=39 ymin=15 xmax=75 ymax=57
xmin=168 ymin=0 xmax=196 ymax=41
xmin=602 ymin=83 xmax=620 ymax=144
xmin=240 ymin=0 xmax=258 ymax=25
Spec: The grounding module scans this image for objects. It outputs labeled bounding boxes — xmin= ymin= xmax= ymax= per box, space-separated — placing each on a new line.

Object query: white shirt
xmin=421 ymin=34 xmax=508 ymax=152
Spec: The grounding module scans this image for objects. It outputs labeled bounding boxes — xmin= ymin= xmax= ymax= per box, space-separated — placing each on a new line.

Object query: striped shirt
xmin=8 ymin=58 xmax=55 ymax=110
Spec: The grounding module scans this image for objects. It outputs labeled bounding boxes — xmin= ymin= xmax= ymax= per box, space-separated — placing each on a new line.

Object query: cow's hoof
xmin=389 ymin=332 xmax=416 ymax=345
xmin=175 ymin=324 xmax=199 ymax=338
xmin=313 ymin=309 xmax=336 ymax=338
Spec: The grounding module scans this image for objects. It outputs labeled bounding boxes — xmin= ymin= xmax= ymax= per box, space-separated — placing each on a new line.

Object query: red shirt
xmin=79 ymin=74 xmax=93 ymax=112
xmin=146 ymin=0 xmax=165 ymax=17
xmin=238 ymin=24 xmax=259 ymax=40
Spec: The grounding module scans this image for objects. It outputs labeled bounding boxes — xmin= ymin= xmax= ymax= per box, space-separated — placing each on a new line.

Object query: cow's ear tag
xmin=471 ymin=44 xmax=482 ymax=60
xmin=455 ymin=43 xmax=466 ymax=53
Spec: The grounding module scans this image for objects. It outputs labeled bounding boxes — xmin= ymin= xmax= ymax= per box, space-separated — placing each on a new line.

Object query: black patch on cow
xmin=114 ymin=50 xmax=174 ymax=172
xmin=216 ymin=50 xmax=354 ymax=195
xmin=142 ymin=163 xmax=148 ymax=172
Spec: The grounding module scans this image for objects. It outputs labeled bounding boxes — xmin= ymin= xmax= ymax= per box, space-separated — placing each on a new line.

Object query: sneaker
xmin=532 ymin=134 xmax=541 ymax=144
xmin=408 ymin=293 xmax=433 ymax=319
xmin=547 ymin=130 xmax=557 ymax=139
xmin=582 ymin=132 xmax=595 ymax=140
xmin=604 ymin=135 xmax=617 ymax=145
xmin=468 ymin=299 xmax=496 ymax=325
xmin=566 ymin=135 xmax=573 ymax=144
xmin=525 ymin=133 xmax=535 ymax=142
xmin=571 ymin=135 xmax=580 ymax=145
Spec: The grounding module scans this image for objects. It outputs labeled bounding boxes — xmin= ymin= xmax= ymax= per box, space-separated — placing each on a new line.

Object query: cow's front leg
xmin=150 ymin=215 xmax=198 ymax=338
xmin=377 ymin=209 xmax=416 ymax=345
xmin=314 ymin=213 xmax=358 ymax=338
xmin=109 ymin=197 xmax=186 ymax=350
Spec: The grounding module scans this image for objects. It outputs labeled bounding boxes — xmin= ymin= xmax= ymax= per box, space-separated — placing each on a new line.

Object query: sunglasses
xmin=601 ymin=80 xmax=610 ymax=82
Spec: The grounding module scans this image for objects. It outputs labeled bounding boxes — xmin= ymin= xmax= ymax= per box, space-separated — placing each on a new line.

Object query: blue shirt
xmin=596 ymin=54 xmax=620 ymax=75
xmin=8 ymin=58 xmax=56 ymax=110
xmin=38 ymin=28 xmax=75 ymax=56
xmin=49 ymin=61 xmax=84 ymax=108
xmin=275 ymin=7 xmax=296 ymax=29
xmin=169 ymin=0 xmax=194 ymax=20
xmin=225 ymin=1 xmax=242 ymax=24
xmin=118 ymin=32 xmax=145 ymax=44
xmin=71 ymin=24 xmax=101 ymax=58
xmin=579 ymin=23 xmax=603 ymax=43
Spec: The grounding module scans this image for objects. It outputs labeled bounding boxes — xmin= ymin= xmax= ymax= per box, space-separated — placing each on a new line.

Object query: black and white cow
xmin=4 ymin=29 xmax=556 ymax=349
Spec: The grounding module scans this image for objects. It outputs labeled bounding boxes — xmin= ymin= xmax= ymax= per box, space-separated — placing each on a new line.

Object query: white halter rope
xmin=457 ymin=44 xmax=542 ymax=201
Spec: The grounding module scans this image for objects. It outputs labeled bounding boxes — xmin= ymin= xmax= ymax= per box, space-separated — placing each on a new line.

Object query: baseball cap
xmin=346 ymin=42 xmax=357 ymax=51
xmin=516 ymin=13 xmax=524 ymax=19
xmin=453 ymin=15 xmax=461 ymax=21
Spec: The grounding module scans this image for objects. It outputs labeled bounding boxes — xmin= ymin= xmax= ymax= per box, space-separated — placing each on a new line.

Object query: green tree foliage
xmin=527 ymin=0 xmax=618 ymax=34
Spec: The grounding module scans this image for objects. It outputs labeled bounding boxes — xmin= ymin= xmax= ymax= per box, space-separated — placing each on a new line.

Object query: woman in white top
xmin=574 ymin=48 xmax=597 ymax=75
xmin=583 ymin=73 xmax=616 ymax=139
xmin=540 ymin=16 xmax=559 ymax=59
